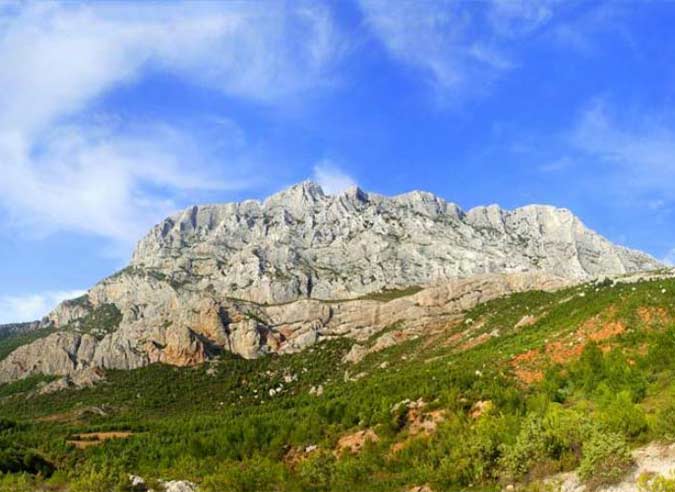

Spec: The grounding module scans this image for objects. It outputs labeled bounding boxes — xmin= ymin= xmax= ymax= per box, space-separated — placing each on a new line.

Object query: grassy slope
xmin=1 ymin=277 xmax=675 ymax=490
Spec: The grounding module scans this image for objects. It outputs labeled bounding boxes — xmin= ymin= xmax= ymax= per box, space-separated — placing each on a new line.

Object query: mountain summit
xmin=0 ymin=182 xmax=662 ymax=385
xmin=132 ymin=181 xmax=658 ymax=304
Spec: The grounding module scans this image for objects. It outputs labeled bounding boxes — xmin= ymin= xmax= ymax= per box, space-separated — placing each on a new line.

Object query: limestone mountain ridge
xmin=0 ymin=181 xmax=662 ymax=386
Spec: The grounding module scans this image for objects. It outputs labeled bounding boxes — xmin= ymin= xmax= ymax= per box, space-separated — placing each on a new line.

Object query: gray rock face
xmin=0 ymin=182 xmax=663 ymax=385
xmin=132 ymin=181 xmax=660 ymax=304
xmin=0 ymin=321 xmax=43 ymax=338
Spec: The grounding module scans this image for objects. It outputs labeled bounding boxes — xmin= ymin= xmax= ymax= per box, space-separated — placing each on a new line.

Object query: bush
xmin=298 ymin=451 xmax=336 ymax=491
xmin=598 ymin=389 xmax=648 ymax=438
xmin=500 ymin=406 xmax=587 ymax=481
xmin=68 ymin=464 xmax=131 ymax=492
xmin=638 ymin=472 xmax=675 ymax=492
xmin=0 ymin=448 xmax=54 ymax=477
xmin=0 ymin=473 xmax=37 ymax=492
xmin=500 ymin=416 xmax=547 ymax=480
xmin=201 ymin=457 xmax=286 ymax=492
xmin=654 ymin=404 xmax=675 ymax=440
xmin=578 ymin=430 xmax=633 ymax=490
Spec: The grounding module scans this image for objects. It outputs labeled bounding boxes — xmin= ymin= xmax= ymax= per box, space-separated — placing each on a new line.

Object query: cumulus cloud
xmin=0 ymin=2 xmax=344 ymax=254
xmin=313 ymin=161 xmax=357 ymax=195
xmin=0 ymin=289 xmax=86 ymax=324
xmin=357 ymin=0 xmax=554 ymax=95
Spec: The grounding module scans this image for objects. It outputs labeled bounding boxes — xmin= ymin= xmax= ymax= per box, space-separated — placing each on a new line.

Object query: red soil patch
xmin=587 ymin=320 xmax=625 ymax=342
xmin=545 ymin=341 xmax=584 ymax=364
xmin=513 ymin=367 xmax=545 ymax=384
xmin=637 ymin=306 xmax=670 ymax=326
xmin=408 ymin=409 xmax=446 ymax=435
xmin=336 ymin=429 xmax=378 ymax=454
xmin=510 ymin=307 xmax=627 ymax=385
xmin=391 ymin=401 xmax=448 ymax=454
xmin=512 ymin=348 xmax=538 ymax=364
xmin=284 ymin=445 xmax=319 ymax=467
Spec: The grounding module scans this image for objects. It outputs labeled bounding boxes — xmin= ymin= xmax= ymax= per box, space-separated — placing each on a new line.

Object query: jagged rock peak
xmin=264 ymin=180 xmax=326 ymax=207
xmin=129 ymin=181 xmax=661 ymax=305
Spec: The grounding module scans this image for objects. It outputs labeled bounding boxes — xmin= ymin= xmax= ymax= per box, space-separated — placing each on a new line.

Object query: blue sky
xmin=2 ymin=0 xmax=675 ymax=323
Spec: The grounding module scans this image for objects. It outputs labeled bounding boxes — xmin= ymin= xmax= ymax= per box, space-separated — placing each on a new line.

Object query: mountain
xmin=133 ymin=181 xmax=657 ymax=304
xmin=0 ymin=182 xmax=662 ymax=386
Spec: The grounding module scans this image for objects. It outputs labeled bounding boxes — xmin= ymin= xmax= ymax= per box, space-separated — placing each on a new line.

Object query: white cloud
xmin=488 ymin=0 xmax=554 ymax=37
xmin=313 ymin=161 xmax=357 ymax=195
xmin=0 ymin=123 xmax=258 ymax=246
xmin=0 ymin=289 xmax=86 ymax=324
xmin=357 ymin=0 xmax=553 ymax=95
xmin=0 ymin=2 xmax=343 ymax=134
xmin=0 ymin=2 xmax=343 ymax=252
xmin=571 ymin=101 xmax=675 ymax=196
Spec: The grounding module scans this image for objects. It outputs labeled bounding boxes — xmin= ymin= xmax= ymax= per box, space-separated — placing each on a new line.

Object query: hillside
xmin=1 ymin=272 xmax=675 ymax=490
xmin=0 ymin=183 xmax=661 ymax=388
xmin=0 ymin=183 xmax=670 ymax=491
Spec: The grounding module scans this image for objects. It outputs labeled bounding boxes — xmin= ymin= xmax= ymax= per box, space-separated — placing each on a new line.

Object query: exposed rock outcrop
xmin=132 ymin=181 xmax=660 ymax=304
xmin=0 ymin=271 xmax=569 ymax=384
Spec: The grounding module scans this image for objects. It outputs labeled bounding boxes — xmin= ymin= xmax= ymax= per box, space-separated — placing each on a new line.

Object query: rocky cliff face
xmin=132 ymin=181 xmax=659 ymax=304
xmin=0 ymin=321 xmax=42 ymax=338
xmin=0 ymin=182 xmax=662 ymax=385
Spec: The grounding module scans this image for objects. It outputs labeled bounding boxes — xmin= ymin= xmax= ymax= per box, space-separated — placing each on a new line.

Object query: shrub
xmin=201 ymin=457 xmax=286 ymax=492
xmin=578 ymin=430 xmax=632 ymax=490
xmin=68 ymin=464 xmax=131 ymax=492
xmin=0 ymin=448 xmax=54 ymax=477
xmin=500 ymin=416 xmax=547 ymax=480
xmin=500 ymin=406 xmax=587 ymax=481
xmin=638 ymin=472 xmax=675 ymax=492
xmin=654 ymin=404 xmax=675 ymax=440
xmin=298 ymin=451 xmax=336 ymax=491
xmin=598 ymin=389 xmax=648 ymax=438
xmin=0 ymin=473 xmax=37 ymax=492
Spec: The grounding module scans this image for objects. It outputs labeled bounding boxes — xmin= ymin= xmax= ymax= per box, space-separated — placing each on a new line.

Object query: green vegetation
xmin=638 ymin=473 xmax=675 ymax=492
xmin=0 ymin=276 xmax=675 ymax=490
xmin=0 ymin=328 xmax=52 ymax=362
xmin=356 ymin=286 xmax=423 ymax=302
xmin=578 ymin=430 xmax=633 ymax=490
xmin=63 ymin=304 xmax=122 ymax=339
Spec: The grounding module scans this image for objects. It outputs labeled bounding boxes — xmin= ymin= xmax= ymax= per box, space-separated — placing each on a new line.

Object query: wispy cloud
xmin=0 ymin=123 xmax=257 ymax=246
xmin=488 ymin=0 xmax=554 ymax=37
xmin=0 ymin=2 xmax=343 ymax=133
xmin=357 ymin=0 xmax=554 ymax=97
xmin=538 ymin=156 xmax=574 ymax=173
xmin=0 ymin=2 xmax=343 ymax=253
xmin=571 ymin=101 xmax=675 ymax=197
xmin=0 ymin=289 xmax=86 ymax=324
xmin=313 ymin=161 xmax=357 ymax=195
